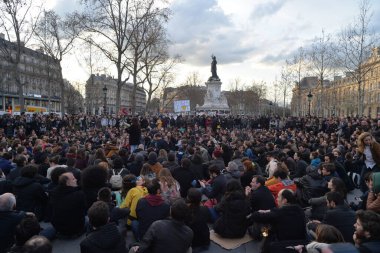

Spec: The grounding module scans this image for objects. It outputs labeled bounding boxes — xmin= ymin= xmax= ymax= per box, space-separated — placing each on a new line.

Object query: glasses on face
xmin=136 ymin=176 xmax=142 ymax=181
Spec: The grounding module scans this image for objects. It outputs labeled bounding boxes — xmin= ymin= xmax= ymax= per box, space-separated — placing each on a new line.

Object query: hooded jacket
xmin=136 ymin=194 xmax=170 ymax=240
xmin=12 ymin=177 xmax=48 ymax=220
xmin=80 ymin=223 xmax=127 ymax=253
xmin=50 ymin=185 xmax=86 ymax=236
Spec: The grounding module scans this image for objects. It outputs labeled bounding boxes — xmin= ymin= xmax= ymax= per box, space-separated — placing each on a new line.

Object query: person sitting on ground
xmin=23 ymin=236 xmax=52 ymax=253
xmin=135 ymin=178 xmax=170 ymax=241
xmin=145 ymin=152 xmax=163 ymax=175
xmin=97 ymin=187 xmax=130 ymax=224
xmin=80 ymin=201 xmax=127 ymax=253
xmin=185 ymin=188 xmax=211 ymax=251
xmin=267 ymin=163 xmax=296 ymax=206
xmin=162 ymin=152 xmax=180 ymax=173
xmin=240 ymin=160 xmax=258 ymax=188
xmin=214 ymin=180 xmax=250 ymax=238
xmin=8 ymin=215 xmax=41 ymax=253
xmin=366 ymin=172 xmax=380 ymax=213
xmin=157 ymin=168 xmax=180 ymax=204
xmin=172 ymin=158 xmax=196 ymax=198
xmin=120 ymin=175 xmax=148 ymax=226
xmin=245 ymin=175 xmax=276 ymax=213
xmin=295 ymin=165 xmax=328 ymax=207
xmin=293 ymin=224 xmax=345 ymax=253
xmin=223 ymin=161 xmax=241 ymax=183
xmin=199 ymin=165 xmax=227 ymax=204
xmin=12 ymin=165 xmax=48 ymax=221
xmin=353 ymin=210 xmax=380 ymax=253
xmin=130 ymin=198 xmax=193 ymax=253
xmin=50 ymin=172 xmax=86 ymax=237
xmin=307 ymin=177 xmax=346 ymax=221
xmin=308 ymin=191 xmax=355 ymax=243
xmin=265 ymin=151 xmax=279 ymax=178
xmin=251 ymin=189 xmax=306 ymax=244
xmin=0 ymin=193 xmax=28 ymax=253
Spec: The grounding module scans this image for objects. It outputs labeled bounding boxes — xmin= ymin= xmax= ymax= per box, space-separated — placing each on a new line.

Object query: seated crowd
xmin=0 ymin=114 xmax=380 ymax=253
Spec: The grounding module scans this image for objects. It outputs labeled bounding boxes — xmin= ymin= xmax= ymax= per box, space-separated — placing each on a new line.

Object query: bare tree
xmin=0 ymin=0 xmax=42 ymax=112
xmin=34 ymin=10 xmax=80 ymax=115
xmin=290 ymin=47 xmax=307 ymax=116
xmin=74 ymin=0 xmax=169 ymax=114
xmin=246 ymin=81 xmax=267 ymax=115
xmin=278 ymin=62 xmax=294 ymax=117
xmin=307 ymin=30 xmax=334 ymax=117
xmin=335 ymin=0 xmax=378 ymax=116
xmin=75 ymin=39 xmax=109 ymax=114
xmin=126 ymin=2 xmax=170 ymax=114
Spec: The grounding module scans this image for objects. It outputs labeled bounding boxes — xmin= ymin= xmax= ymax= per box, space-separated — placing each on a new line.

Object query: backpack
xmin=110 ymin=169 xmax=124 ymax=189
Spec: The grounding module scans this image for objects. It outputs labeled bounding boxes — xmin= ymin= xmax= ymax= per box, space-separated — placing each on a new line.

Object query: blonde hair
xmin=357 ymin=132 xmax=372 ymax=153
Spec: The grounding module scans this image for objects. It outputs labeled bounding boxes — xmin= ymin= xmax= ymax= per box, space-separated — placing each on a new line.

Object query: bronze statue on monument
xmin=209 ymin=55 xmax=220 ymax=81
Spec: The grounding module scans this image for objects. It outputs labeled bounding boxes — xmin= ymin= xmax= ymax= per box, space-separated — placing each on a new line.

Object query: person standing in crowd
xmin=356 ymin=132 xmax=380 ymax=192
xmin=127 ymin=118 xmax=141 ymax=153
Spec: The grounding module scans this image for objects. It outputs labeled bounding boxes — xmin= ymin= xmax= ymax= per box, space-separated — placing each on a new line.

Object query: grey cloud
xmin=250 ymin=0 xmax=289 ymax=21
xmin=168 ymin=0 xmax=256 ymax=66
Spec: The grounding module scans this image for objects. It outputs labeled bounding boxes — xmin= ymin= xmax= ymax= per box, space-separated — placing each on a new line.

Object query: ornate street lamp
xmin=307 ymin=91 xmax=313 ymax=117
xmin=269 ymin=101 xmax=273 ymax=116
xmin=102 ymin=85 xmax=107 ymax=115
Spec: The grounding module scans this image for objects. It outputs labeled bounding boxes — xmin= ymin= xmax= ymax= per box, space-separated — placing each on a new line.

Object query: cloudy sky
xmin=49 ymin=0 xmax=380 ymax=97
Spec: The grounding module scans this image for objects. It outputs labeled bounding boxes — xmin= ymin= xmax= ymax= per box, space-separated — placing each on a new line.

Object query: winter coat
xmin=12 ymin=177 xmax=48 ymax=220
xmin=50 ymin=185 xmax=86 ymax=236
xmin=249 ymin=185 xmax=276 ymax=212
xmin=80 ymin=223 xmax=127 ymax=253
xmin=136 ymin=194 xmax=170 ymax=240
xmin=172 ymin=167 xmax=196 ymax=198
xmin=127 ymin=125 xmax=141 ymax=146
xmin=366 ymin=191 xmax=380 ymax=213
xmin=295 ymin=170 xmax=327 ymax=206
xmin=214 ymin=191 xmax=250 ymax=238
xmin=136 ymin=219 xmax=193 ymax=253
xmin=252 ymin=204 xmax=307 ymax=241
xmin=0 ymin=210 xmax=26 ymax=253
xmin=120 ymin=186 xmax=148 ymax=222
xmin=201 ymin=174 xmax=227 ymax=203
xmin=186 ymin=206 xmax=211 ymax=248
xmin=322 ymin=205 xmax=356 ymax=243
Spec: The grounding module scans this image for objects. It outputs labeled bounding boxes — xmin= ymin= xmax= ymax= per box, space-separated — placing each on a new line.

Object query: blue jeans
xmin=131 ymin=220 xmax=139 ymax=241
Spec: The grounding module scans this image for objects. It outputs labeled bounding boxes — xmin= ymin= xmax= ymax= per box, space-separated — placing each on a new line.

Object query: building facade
xmin=0 ymin=33 xmax=63 ymax=114
xmin=291 ymin=47 xmax=380 ymax=118
xmin=85 ymin=74 xmax=146 ymax=115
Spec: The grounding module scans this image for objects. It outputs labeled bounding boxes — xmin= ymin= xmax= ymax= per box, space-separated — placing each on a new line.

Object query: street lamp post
xmin=102 ymin=85 xmax=108 ymax=115
xmin=307 ymin=91 xmax=313 ymax=117
xmin=269 ymin=101 xmax=273 ymax=116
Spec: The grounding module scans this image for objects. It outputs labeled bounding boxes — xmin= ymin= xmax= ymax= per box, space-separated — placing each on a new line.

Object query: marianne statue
xmin=209 ymin=55 xmax=220 ymax=81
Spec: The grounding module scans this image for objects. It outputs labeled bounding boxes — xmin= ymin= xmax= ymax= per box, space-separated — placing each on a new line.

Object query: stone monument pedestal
xmin=196 ymin=79 xmax=230 ymax=115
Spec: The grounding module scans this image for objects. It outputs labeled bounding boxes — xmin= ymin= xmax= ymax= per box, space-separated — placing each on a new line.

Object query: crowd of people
xmin=0 ymin=112 xmax=380 ymax=253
